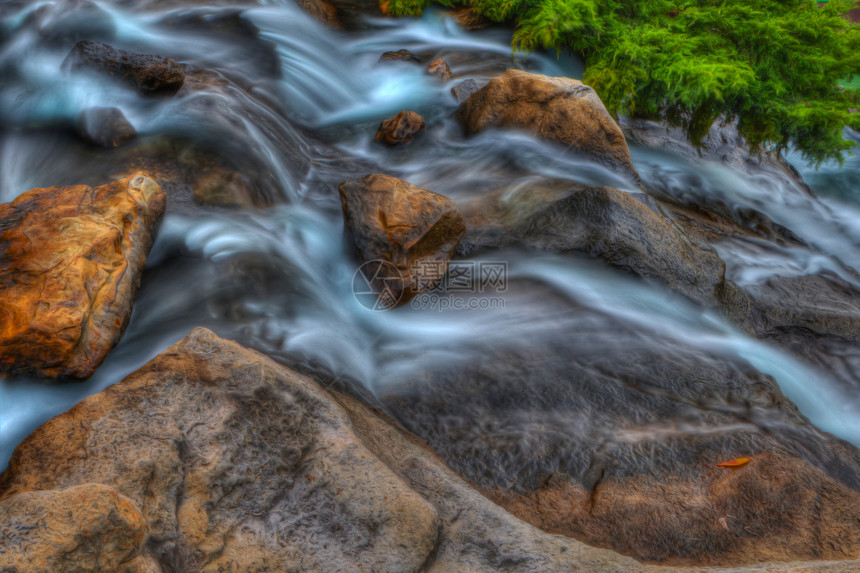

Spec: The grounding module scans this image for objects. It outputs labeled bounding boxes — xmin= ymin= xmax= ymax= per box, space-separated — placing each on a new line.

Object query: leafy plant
xmin=390 ymin=0 xmax=860 ymax=164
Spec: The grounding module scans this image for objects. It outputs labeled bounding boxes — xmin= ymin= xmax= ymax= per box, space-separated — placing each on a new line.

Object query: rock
xmin=339 ymin=174 xmax=465 ymax=307
xmin=425 ymin=58 xmax=453 ymax=81
xmin=5 ymin=328 xmax=860 ymax=571
xmin=192 ymin=165 xmax=256 ymax=208
xmin=77 ymin=106 xmax=137 ymax=147
xmin=64 ymin=40 xmax=185 ymax=94
xmin=460 ymin=178 xmax=737 ymax=310
xmin=0 ymin=328 xmax=689 ymax=573
xmin=451 ymin=8 xmax=488 ymax=30
xmin=330 ymin=389 xmax=672 ymax=573
xmin=374 ymin=110 xmax=425 ymax=146
xmin=0 ymin=172 xmax=166 ymax=378
xmin=380 ymin=314 xmax=860 ymax=566
xmin=0 ymin=483 xmax=157 ymax=573
xmin=485 ymin=451 xmax=860 ymax=565
xmin=621 ymin=117 xmax=813 ymax=197
xmin=0 ymin=328 xmax=433 ymax=573
xmin=746 ymin=273 xmax=860 ymax=342
xmin=379 ymin=48 xmax=420 ymax=63
xmin=450 ymin=78 xmax=480 ymax=103
xmin=295 ymin=0 xmax=342 ymax=28
xmin=457 ymin=69 xmax=637 ymax=175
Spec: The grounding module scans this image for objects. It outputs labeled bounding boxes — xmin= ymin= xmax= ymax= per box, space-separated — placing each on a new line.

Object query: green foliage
xmin=389 ymin=0 xmax=860 ymax=164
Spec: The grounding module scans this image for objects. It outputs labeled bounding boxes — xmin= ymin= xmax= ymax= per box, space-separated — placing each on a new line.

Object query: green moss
xmin=392 ymin=0 xmax=860 ymax=165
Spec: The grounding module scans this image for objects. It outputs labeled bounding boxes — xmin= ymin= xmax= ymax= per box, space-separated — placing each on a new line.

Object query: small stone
xmin=379 ymin=49 xmax=420 ymax=63
xmin=425 ymin=58 xmax=453 ymax=81
xmin=374 ymin=111 xmax=425 ymax=146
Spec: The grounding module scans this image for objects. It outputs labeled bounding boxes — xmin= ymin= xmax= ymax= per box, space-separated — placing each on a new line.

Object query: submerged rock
xmin=339 ymin=174 xmax=465 ymax=307
xmin=0 ymin=328 xmax=667 ymax=572
xmin=375 ymin=110 xmax=425 ymax=145
xmin=64 ymin=40 xmax=185 ymax=94
xmin=426 ymin=58 xmax=453 ymax=81
xmin=458 ymin=69 xmax=638 ymax=176
xmin=0 ymin=172 xmax=165 ymax=378
xmin=77 ymin=106 xmax=137 ymax=147
xmin=451 ymin=78 xmax=480 ymax=103
xmin=461 ymin=179 xmax=737 ymax=311
xmin=379 ymin=48 xmax=420 ymax=63
xmin=0 ymin=484 xmax=156 ymax=573
xmin=27 ymin=0 xmax=116 ymax=45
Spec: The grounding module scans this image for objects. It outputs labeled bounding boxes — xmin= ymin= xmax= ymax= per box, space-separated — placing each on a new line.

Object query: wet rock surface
xmin=0 ymin=328 xmax=683 ymax=573
xmin=486 ymin=451 xmax=860 ymax=565
xmin=339 ymin=174 xmax=465 ymax=306
xmin=460 ymin=178 xmax=737 ymax=310
xmin=458 ymin=69 xmax=638 ymax=176
xmin=375 ymin=110 xmax=425 ymax=145
xmin=0 ymin=172 xmax=165 ymax=378
xmin=77 ymin=107 xmax=137 ymax=148
xmin=380 ymin=316 xmax=860 ymax=566
xmin=451 ymin=77 xmax=480 ymax=103
xmin=64 ymin=40 xmax=185 ymax=94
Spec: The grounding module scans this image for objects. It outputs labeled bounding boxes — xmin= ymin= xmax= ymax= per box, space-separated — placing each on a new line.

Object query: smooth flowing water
xmin=1 ymin=0 xmax=860 ymax=470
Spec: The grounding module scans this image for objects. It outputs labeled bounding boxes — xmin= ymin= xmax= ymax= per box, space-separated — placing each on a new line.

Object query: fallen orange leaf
xmin=716 ymin=457 xmax=751 ymax=468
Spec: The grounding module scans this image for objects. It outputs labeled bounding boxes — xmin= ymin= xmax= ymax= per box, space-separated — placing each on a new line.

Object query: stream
xmin=2 ymin=0 xmax=860 ymax=478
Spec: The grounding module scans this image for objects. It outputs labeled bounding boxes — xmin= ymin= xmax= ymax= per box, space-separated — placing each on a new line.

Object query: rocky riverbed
xmin=2 ymin=0 xmax=860 ymax=571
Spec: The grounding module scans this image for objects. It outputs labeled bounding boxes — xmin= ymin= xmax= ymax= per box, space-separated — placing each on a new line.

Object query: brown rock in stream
xmin=0 ymin=172 xmax=165 ymax=378
xmin=425 ymin=58 xmax=453 ymax=81
xmin=4 ymin=329 xmax=860 ymax=571
xmin=65 ymin=40 xmax=185 ymax=94
xmin=375 ymin=110 xmax=425 ymax=145
xmin=339 ymin=174 xmax=465 ymax=307
xmin=0 ymin=328 xmax=666 ymax=573
xmin=458 ymin=69 xmax=638 ymax=176
xmin=379 ymin=48 xmax=421 ymax=63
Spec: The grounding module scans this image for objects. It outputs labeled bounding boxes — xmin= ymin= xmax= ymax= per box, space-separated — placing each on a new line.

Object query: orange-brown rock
xmin=0 ymin=328 xmax=440 ymax=573
xmin=379 ymin=48 xmax=421 ymax=63
xmin=457 ymin=69 xmax=637 ymax=175
xmin=426 ymin=58 xmax=453 ymax=81
xmin=0 ymin=483 xmax=157 ymax=573
xmin=484 ymin=451 xmax=860 ymax=566
xmin=375 ymin=110 xmax=425 ymax=146
xmin=0 ymin=172 xmax=166 ymax=378
xmin=339 ymin=174 xmax=465 ymax=307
